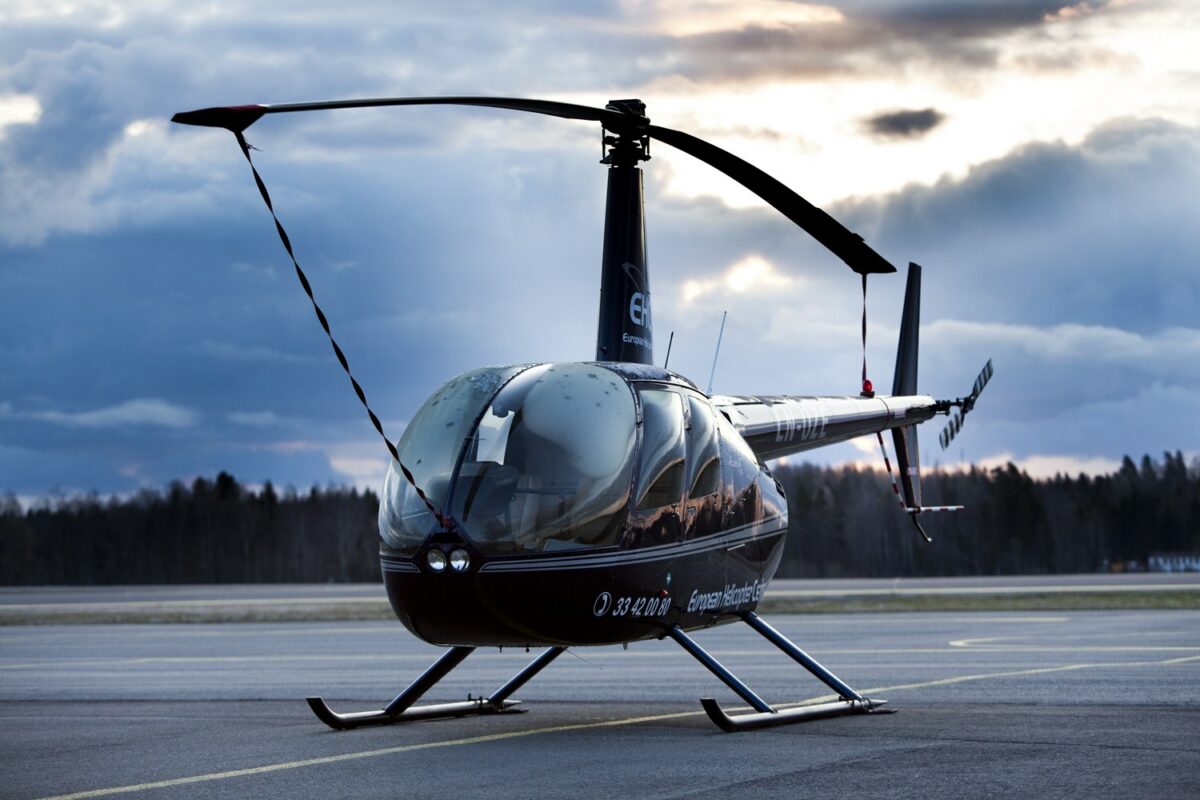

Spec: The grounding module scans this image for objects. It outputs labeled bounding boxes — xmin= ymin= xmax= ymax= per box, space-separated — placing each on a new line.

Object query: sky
xmin=2 ymin=0 xmax=1198 ymax=500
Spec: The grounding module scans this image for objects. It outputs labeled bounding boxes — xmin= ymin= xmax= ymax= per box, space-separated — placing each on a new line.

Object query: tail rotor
xmin=938 ymin=359 xmax=994 ymax=450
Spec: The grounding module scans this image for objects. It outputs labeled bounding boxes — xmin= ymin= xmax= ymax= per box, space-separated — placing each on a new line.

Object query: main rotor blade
xmin=171 ymin=96 xmax=634 ymax=133
xmin=172 ymin=95 xmax=896 ymax=274
xmin=647 ymin=124 xmax=895 ymax=274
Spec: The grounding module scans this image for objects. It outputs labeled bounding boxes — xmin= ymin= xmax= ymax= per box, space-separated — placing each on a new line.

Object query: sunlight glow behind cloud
xmin=623 ymin=0 xmax=844 ymax=35
xmin=0 ymin=94 xmax=40 ymax=132
xmin=682 ymin=254 xmax=793 ymax=304
xmin=3 ymin=398 xmax=198 ymax=429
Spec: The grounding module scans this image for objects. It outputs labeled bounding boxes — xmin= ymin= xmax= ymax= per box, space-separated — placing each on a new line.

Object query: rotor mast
xmin=595 ymin=99 xmax=653 ymax=364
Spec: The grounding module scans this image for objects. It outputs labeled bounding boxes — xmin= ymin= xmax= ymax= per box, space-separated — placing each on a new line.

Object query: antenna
xmin=663 ymin=331 xmax=675 ymax=369
xmin=706 ymin=311 xmax=727 ymax=395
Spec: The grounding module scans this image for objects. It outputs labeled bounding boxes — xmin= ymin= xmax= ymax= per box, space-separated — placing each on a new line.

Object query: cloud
xmin=863 ymin=108 xmax=945 ymax=139
xmin=5 ymin=398 xmax=199 ymax=429
xmin=622 ymin=0 xmax=845 ymax=37
xmin=974 ymin=452 xmax=1121 ymax=478
xmin=842 ymin=117 xmax=1200 ymax=333
xmin=833 ymin=444 xmax=1121 ymax=479
xmin=681 ymin=254 xmax=794 ymax=304
xmin=193 ymin=340 xmax=316 ymax=365
xmin=330 ymin=456 xmax=390 ymax=489
xmin=226 ymin=410 xmax=308 ymax=428
xmin=924 ymin=321 xmax=1200 ymax=372
xmin=0 ymin=93 xmax=40 ymax=133
xmin=643 ymin=0 xmax=1121 ymax=84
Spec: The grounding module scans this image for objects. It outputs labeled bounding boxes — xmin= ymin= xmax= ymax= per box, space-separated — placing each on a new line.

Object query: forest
xmin=1 ymin=452 xmax=1196 ymax=585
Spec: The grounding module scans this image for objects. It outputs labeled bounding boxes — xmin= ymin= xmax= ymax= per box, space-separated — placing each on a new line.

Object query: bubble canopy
xmin=380 ymin=364 xmax=638 ymax=555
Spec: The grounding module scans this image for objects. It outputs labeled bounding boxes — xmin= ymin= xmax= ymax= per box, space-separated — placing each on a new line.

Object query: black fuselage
xmin=377 ymin=364 xmax=789 ymax=647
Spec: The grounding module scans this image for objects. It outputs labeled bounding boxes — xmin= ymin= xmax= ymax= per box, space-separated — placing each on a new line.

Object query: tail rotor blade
xmin=973 ymin=360 xmax=993 ymax=396
xmin=939 ymin=410 xmax=961 ymax=451
xmin=939 ymin=359 xmax=994 ymax=450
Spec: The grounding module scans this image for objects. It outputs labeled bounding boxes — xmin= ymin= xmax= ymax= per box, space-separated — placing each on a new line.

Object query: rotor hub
xmin=602 ymin=98 xmax=650 ymax=165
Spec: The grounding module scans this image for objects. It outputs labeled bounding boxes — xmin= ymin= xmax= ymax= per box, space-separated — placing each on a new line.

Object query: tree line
xmin=0 ymin=473 xmax=381 ymax=584
xmin=773 ymin=452 xmax=1198 ymax=578
xmin=1 ymin=452 xmax=1196 ymax=584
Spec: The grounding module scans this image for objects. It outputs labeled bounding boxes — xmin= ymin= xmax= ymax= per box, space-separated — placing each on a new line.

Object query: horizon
xmin=7 ymin=448 xmax=1193 ymax=513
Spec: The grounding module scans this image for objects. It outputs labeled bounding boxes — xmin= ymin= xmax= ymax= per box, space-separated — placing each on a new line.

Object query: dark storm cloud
xmin=863 ymin=108 xmax=945 ymax=139
xmin=843 ymin=117 xmax=1200 ymax=334
xmin=0 ymin=1 xmax=662 ymax=246
xmin=659 ymin=1 xmax=1116 ymax=84
xmin=828 ymin=118 xmax=1200 ymax=459
xmin=849 ymin=0 xmax=1095 ymax=36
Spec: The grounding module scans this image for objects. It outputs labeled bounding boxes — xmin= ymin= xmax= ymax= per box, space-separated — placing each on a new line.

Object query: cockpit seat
xmin=454 ymin=461 xmax=519 ymax=521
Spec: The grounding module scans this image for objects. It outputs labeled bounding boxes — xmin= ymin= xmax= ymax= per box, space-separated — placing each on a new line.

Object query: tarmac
xmin=2 ymin=609 xmax=1197 ymax=799
xmin=2 ymin=573 xmax=1196 ymax=623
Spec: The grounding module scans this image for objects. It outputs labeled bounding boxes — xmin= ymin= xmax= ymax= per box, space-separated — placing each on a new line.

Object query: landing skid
xmin=671 ymin=612 xmax=891 ymax=732
xmin=309 ymin=614 xmax=883 ymax=733
xmin=308 ymin=644 xmax=566 ymax=730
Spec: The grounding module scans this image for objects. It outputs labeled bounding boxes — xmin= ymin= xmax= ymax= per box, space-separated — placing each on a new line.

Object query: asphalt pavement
xmin=2 ymin=610 xmax=1197 ymax=799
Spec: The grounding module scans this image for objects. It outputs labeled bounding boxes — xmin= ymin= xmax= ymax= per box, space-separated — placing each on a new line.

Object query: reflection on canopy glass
xmin=635 ymin=389 xmax=685 ymax=510
xmin=452 ymin=364 xmax=637 ymax=554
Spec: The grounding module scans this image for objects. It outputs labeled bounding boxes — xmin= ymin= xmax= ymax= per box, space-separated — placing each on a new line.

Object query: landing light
xmin=426 ymin=549 xmax=447 ymax=572
xmin=449 ymin=549 xmax=471 ymax=572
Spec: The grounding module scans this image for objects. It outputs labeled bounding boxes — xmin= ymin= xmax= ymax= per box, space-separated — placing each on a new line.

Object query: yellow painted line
xmin=31 ymin=709 xmax=702 ymax=800
xmin=30 ymin=652 xmax=1200 ymax=800
xmin=1162 ymin=655 xmax=1200 ymax=665
xmin=773 ymin=654 xmax=1200 ymax=707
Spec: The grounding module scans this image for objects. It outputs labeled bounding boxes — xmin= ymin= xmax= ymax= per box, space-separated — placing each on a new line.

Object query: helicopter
xmin=172 ymin=96 xmax=992 ymax=732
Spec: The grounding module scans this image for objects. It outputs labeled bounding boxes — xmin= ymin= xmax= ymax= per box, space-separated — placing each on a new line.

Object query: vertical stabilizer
xmin=892 ymin=262 xmax=921 ymax=397
xmin=890 ymin=263 xmax=924 ymax=520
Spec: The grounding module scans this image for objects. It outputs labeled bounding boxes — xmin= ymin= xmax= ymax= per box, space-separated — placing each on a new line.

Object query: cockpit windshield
xmin=379 ymin=363 xmax=637 ymax=556
xmin=379 ymin=365 xmax=528 ymax=553
xmin=451 ymin=364 xmax=636 ymax=554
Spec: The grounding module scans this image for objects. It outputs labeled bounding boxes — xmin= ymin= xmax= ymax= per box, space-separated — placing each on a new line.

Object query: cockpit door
xmin=683 ymin=394 xmax=722 ymax=541
xmin=629 ymin=388 xmax=686 ymax=547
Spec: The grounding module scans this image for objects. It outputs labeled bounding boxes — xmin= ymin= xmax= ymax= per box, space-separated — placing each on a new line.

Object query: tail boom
xmin=711 ymin=393 xmax=937 ymax=463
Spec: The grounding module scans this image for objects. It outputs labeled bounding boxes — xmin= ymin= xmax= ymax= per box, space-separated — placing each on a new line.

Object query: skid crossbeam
xmin=669 ymin=616 xmax=888 ymax=732
xmin=308 ymin=645 xmax=566 ymax=730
